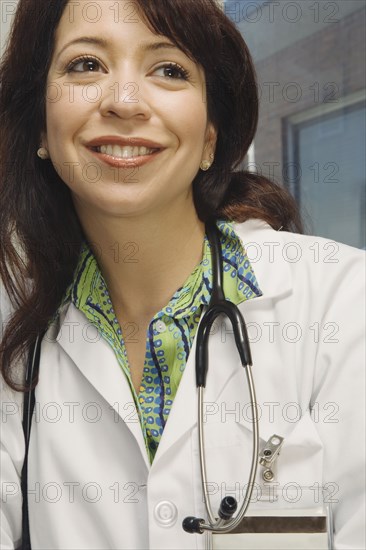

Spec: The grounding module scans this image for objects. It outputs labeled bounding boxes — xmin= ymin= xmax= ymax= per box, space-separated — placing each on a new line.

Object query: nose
xmin=99 ymin=76 xmax=152 ymax=120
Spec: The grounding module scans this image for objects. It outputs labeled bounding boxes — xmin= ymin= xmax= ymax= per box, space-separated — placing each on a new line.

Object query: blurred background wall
xmin=225 ymin=0 xmax=365 ymax=248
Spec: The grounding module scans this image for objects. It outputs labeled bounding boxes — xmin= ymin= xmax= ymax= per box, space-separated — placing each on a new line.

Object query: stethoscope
xmin=21 ymin=222 xmax=259 ymax=546
xmin=182 ymin=222 xmax=259 ymax=536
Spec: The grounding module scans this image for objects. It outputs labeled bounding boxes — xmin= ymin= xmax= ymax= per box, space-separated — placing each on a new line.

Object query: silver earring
xmin=37 ymin=147 xmax=49 ymax=160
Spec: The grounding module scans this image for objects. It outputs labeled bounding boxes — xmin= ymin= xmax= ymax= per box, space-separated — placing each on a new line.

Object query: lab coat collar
xmin=55 ymin=219 xmax=293 ymax=469
xmin=233 ymin=219 xmax=294 ymax=300
xmin=152 ymin=220 xmax=294 ymax=467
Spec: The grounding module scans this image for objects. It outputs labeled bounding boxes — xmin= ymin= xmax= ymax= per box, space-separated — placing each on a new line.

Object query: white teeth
xmin=99 ymin=145 xmax=155 ymax=158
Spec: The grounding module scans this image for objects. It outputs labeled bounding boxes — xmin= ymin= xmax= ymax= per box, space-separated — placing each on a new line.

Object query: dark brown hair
xmin=0 ymin=0 xmax=302 ymax=391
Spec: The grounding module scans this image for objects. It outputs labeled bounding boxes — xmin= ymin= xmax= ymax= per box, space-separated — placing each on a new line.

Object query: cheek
xmin=45 ymin=102 xmax=69 ymax=149
xmin=180 ymin=101 xmax=209 ymax=143
xmin=152 ymin=90 xmax=208 ymax=139
xmin=45 ymin=86 xmax=89 ymax=145
xmin=44 ymin=92 xmax=86 ymax=186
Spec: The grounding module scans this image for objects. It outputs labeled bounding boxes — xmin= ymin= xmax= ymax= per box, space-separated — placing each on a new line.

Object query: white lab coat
xmin=1 ymin=219 xmax=365 ymax=550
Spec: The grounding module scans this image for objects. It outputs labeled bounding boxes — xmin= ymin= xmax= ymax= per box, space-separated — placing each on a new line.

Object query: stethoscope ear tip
xmin=218 ymin=495 xmax=238 ymax=520
xmin=182 ymin=516 xmax=205 ymax=534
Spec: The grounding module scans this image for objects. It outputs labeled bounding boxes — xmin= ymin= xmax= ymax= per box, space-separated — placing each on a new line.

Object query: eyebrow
xmin=55 ymin=37 xmax=180 ymax=61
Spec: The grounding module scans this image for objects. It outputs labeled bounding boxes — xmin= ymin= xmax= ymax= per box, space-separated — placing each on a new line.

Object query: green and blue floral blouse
xmin=55 ymin=220 xmax=262 ymax=464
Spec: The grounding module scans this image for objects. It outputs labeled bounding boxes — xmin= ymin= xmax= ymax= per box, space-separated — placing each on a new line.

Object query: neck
xmin=74 ymin=203 xmax=206 ymax=322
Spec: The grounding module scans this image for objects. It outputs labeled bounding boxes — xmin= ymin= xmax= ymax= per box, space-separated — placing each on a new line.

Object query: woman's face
xmin=43 ymin=0 xmax=217 ymax=220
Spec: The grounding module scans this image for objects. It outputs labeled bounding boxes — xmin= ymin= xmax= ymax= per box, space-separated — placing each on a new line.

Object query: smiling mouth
xmin=91 ymin=144 xmax=160 ymax=159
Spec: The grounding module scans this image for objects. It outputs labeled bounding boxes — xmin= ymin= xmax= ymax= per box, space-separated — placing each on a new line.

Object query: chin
xmin=91 ymin=198 xmax=152 ymax=218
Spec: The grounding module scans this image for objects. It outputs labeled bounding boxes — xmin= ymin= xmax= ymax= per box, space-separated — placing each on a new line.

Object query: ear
xmin=40 ymin=131 xmax=48 ymax=149
xmin=204 ymin=122 xmax=218 ymax=156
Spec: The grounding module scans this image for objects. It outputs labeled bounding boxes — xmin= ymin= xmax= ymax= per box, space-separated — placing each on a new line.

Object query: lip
xmin=84 ymin=135 xmax=165 ymax=169
xmin=85 ymin=136 xmax=164 ymax=149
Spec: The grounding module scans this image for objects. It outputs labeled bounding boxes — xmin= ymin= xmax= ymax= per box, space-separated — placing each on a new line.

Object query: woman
xmin=0 ymin=0 xmax=364 ymax=549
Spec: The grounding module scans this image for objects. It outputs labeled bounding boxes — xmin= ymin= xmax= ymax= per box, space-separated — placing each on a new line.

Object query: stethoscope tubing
xmin=194 ymin=222 xmax=259 ymax=533
xmin=198 ymin=364 xmax=259 ymax=532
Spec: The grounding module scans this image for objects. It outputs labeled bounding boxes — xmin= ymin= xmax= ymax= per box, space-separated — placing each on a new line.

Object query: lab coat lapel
xmin=56 ymin=303 xmax=150 ymax=469
xmin=153 ymin=310 xmax=269 ymax=467
xmin=152 ymin=308 xmax=242 ymax=465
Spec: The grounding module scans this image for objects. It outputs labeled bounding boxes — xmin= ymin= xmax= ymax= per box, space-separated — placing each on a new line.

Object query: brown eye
xmin=153 ymin=63 xmax=190 ymax=80
xmin=67 ymin=56 xmax=103 ymax=73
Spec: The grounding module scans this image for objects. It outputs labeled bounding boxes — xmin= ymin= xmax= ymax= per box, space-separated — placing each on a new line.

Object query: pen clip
xmin=259 ymin=434 xmax=284 ymax=482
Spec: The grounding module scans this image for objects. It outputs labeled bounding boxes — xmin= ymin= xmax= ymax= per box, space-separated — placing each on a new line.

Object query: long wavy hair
xmin=0 ymin=0 xmax=302 ymax=391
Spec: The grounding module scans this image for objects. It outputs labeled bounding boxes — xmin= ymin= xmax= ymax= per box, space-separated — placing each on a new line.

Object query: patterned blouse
xmin=54 ymin=220 xmax=262 ymax=464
